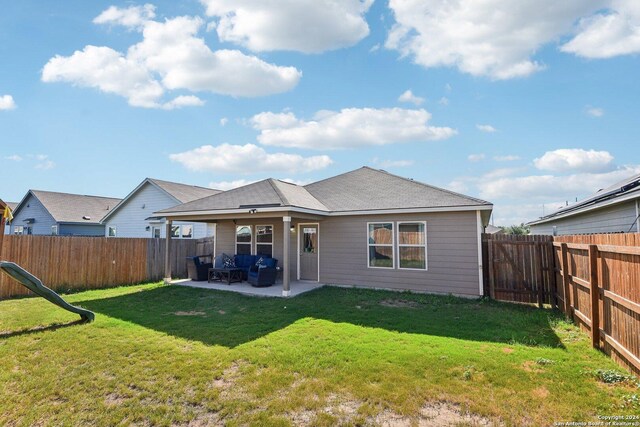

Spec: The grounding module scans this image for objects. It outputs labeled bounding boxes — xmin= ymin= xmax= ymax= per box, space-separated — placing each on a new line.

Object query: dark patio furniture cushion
xmin=186 ymin=256 xmax=213 ymax=281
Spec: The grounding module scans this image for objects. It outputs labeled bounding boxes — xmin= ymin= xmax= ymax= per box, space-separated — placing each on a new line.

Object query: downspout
xmin=476 ymin=210 xmax=484 ymax=296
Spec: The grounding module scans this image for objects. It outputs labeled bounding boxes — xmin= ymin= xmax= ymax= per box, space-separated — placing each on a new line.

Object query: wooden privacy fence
xmin=485 ymin=233 xmax=640 ymax=376
xmin=0 ymin=235 xmax=215 ymax=299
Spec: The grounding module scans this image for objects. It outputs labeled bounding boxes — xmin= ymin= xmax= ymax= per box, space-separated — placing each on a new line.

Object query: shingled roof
xmin=159 ymin=167 xmax=491 ymax=215
xmin=148 ymin=178 xmax=221 ymax=203
xmin=15 ymin=190 xmax=122 ymax=224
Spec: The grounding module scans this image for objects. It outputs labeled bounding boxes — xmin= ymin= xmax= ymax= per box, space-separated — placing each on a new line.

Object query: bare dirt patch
xmin=379 ymin=299 xmax=421 ymax=309
xmin=105 ymin=393 xmax=126 ymax=406
xmin=531 ymin=386 xmax=550 ymax=399
xmin=502 ymin=347 xmax=514 ymax=354
xmin=521 ymin=361 xmax=543 ymax=374
xmin=174 ymin=311 xmax=206 ymax=316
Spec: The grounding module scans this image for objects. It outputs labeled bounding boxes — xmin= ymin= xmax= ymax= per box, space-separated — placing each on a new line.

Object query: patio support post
xmin=164 ymin=219 xmax=172 ymax=284
xmin=282 ymin=216 xmax=291 ymax=297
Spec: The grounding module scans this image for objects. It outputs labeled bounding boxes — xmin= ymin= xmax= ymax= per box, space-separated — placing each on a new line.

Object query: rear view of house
xmin=101 ymin=178 xmax=221 ymax=239
xmin=10 ymin=190 xmax=121 ymax=236
xmin=158 ymin=167 xmax=493 ymax=297
xmin=528 ymin=172 xmax=640 ymax=235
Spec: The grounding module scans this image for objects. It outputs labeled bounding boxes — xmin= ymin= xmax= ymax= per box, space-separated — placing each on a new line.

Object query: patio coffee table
xmin=208 ymin=268 xmax=243 ymax=285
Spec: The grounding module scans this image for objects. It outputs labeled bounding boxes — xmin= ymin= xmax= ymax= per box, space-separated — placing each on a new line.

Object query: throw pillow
xmin=222 ymin=254 xmax=236 ymax=269
xmin=255 ymin=257 xmax=265 ymax=267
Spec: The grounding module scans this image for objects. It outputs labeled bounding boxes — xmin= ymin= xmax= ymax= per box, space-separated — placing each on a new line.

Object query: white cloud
xmin=0 ymin=94 xmax=16 ymax=110
xmin=371 ymin=158 xmax=414 ymax=168
xmin=398 ymin=89 xmax=424 ymax=106
xmin=533 ymin=148 xmax=614 ymax=172
xmin=438 ymin=97 xmax=449 ymax=106
xmin=251 ymin=107 xmax=456 ymax=150
xmin=93 ymin=4 xmax=156 ymax=29
xmin=220 ymin=117 xmax=228 ymax=126
xmin=5 ymin=155 xmax=22 ymax=161
xmin=385 ymin=0 xmax=602 ymax=79
xmin=561 ymin=0 xmax=640 ymax=58
xmin=42 ymin=14 xmax=301 ymax=108
xmin=34 ymin=155 xmax=55 ymax=170
xmin=200 ymin=0 xmax=373 ymax=53
xmin=479 ymin=166 xmax=640 ymax=200
xmin=494 ymin=155 xmax=521 ymax=161
xmin=477 ymin=124 xmax=497 ymax=133
xmin=170 ymin=143 xmax=333 ymax=174
xmin=585 ymin=106 xmax=605 ymax=117
xmin=468 ymin=153 xmax=486 ymax=162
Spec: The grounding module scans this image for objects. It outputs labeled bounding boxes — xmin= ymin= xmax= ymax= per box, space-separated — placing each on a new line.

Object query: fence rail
xmin=0 ymin=235 xmax=215 ymax=299
xmin=484 ymin=233 xmax=640 ymax=376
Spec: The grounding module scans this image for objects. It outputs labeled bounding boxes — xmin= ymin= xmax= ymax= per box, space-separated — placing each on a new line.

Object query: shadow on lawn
xmin=78 ymin=285 xmax=565 ymax=349
xmin=0 ymin=319 xmax=86 ymax=339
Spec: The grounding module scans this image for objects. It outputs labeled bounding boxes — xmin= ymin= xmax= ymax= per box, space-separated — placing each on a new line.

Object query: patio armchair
xmin=186 ymin=255 xmax=213 ymax=281
xmin=247 ymin=257 xmax=278 ymax=287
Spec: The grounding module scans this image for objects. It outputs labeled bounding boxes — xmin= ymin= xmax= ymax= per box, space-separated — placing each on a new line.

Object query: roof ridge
xmin=304 ymin=166 xmax=368 ymax=188
xmin=369 ymin=167 xmax=492 ymax=205
xmin=148 ymin=177 xmax=220 ymax=192
xmin=30 ymin=189 xmax=121 ymax=200
xmin=267 ymin=178 xmax=289 ymax=206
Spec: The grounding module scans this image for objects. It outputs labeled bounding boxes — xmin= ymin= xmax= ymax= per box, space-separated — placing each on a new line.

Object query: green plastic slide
xmin=0 ymin=261 xmax=95 ymax=322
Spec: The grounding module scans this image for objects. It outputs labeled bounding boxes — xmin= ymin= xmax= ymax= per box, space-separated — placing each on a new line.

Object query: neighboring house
xmin=528 ymin=173 xmax=640 ymax=235
xmin=101 ymin=178 xmax=221 ymax=239
xmin=158 ymin=167 xmax=493 ymax=297
xmin=10 ymin=190 xmax=121 ymax=236
xmin=3 ymin=202 xmax=17 ymax=235
xmin=484 ymin=224 xmax=504 ymax=235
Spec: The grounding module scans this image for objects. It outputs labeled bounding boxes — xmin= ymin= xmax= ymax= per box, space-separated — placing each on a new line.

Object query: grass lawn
xmin=1 ymin=283 xmax=638 ymax=426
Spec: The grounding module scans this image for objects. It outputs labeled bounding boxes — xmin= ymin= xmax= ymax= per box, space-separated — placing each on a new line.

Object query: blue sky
xmin=1 ymin=0 xmax=639 ymax=225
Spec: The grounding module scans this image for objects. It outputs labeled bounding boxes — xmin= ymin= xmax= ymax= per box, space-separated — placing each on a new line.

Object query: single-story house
xmin=3 ymin=202 xmax=17 ymax=235
xmin=484 ymin=224 xmax=504 ymax=235
xmin=9 ymin=190 xmax=121 ymax=236
xmin=157 ymin=167 xmax=493 ymax=297
xmin=528 ymin=172 xmax=640 ymax=235
xmin=101 ymin=178 xmax=221 ymax=238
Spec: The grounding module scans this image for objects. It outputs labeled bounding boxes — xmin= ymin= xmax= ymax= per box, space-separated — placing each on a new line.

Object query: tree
xmin=500 ymin=223 xmax=530 ymax=235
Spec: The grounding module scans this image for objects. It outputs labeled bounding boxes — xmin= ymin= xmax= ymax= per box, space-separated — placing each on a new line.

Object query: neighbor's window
xmin=108 ymin=226 xmax=117 ymax=237
xmin=51 ymin=225 xmax=58 ymax=235
xmin=14 ymin=225 xmax=24 ymax=235
xmin=368 ymin=222 xmax=394 ymax=268
xmin=181 ymin=225 xmax=193 ymax=239
xmin=171 ymin=225 xmax=180 ymax=238
xmin=236 ymin=225 xmax=252 ymax=255
xmin=398 ymin=222 xmax=427 ymax=270
xmin=256 ymin=225 xmax=273 ymax=257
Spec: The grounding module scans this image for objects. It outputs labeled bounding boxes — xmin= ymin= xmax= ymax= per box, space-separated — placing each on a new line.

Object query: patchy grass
xmin=0 ymin=283 xmax=638 ymax=426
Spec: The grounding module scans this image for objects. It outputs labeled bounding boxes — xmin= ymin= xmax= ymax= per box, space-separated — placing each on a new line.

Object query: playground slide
xmin=0 ymin=262 xmax=95 ymax=322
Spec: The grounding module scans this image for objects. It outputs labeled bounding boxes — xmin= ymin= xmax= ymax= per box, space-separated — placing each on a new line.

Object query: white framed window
xmin=256 ymin=225 xmax=273 ymax=257
xmin=236 ymin=225 xmax=252 ymax=255
xmin=171 ymin=225 xmax=180 ymax=238
xmin=367 ymin=222 xmax=394 ymax=269
xmin=181 ymin=225 xmax=193 ymax=239
xmin=108 ymin=226 xmax=117 ymax=237
xmin=51 ymin=225 xmax=58 ymax=235
xmin=14 ymin=225 xmax=24 ymax=235
xmin=397 ymin=221 xmax=427 ymax=270
xmin=152 ymin=226 xmax=161 ymax=238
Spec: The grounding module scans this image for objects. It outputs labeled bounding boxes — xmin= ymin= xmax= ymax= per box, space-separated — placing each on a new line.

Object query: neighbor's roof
xmin=14 ymin=190 xmax=122 ymax=224
xmin=528 ymin=172 xmax=640 ymax=226
xmin=100 ymin=178 xmax=222 ymax=222
xmin=7 ymin=202 xmax=17 ymax=211
xmin=148 ymin=178 xmax=221 ymax=203
xmin=158 ymin=167 xmax=491 ymax=215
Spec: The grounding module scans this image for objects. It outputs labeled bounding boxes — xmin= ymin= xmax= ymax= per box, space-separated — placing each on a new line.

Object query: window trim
xmin=107 ymin=226 xmax=117 ymax=237
xmin=255 ymin=224 xmax=273 ymax=257
xmin=366 ymin=221 xmax=395 ymax=269
xmin=235 ymin=225 xmax=253 ymax=255
xmin=397 ymin=221 xmax=428 ymax=271
xmin=14 ymin=225 xmax=24 ymax=235
xmin=180 ymin=224 xmax=193 ymax=239
xmin=51 ymin=225 xmax=58 ymax=236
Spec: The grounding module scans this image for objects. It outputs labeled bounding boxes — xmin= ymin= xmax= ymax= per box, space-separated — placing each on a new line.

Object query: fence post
xmin=536 ymin=243 xmax=544 ymax=308
xmin=561 ymin=243 xmax=571 ymax=316
xmin=589 ymin=244 xmax=600 ymax=349
xmin=487 ymin=240 xmax=495 ymax=299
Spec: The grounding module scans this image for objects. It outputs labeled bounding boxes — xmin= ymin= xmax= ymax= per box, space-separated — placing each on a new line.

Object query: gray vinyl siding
xmin=319 ymin=212 xmax=481 ymax=296
xmin=58 ymin=224 xmax=105 ymax=236
xmin=103 ymin=182 xmax=210 ymax=239
xmin=9 ymin=194 xmax=56 ymax=235
xmin=215 ymin=212 xmax=481 ymax=296
xmin=529 ymin=200 xmax=638 ymax=235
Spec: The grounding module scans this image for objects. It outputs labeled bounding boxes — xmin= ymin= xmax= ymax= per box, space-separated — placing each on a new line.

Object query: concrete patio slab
xmin=171 ymin=279 xmax=324 ymax=298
